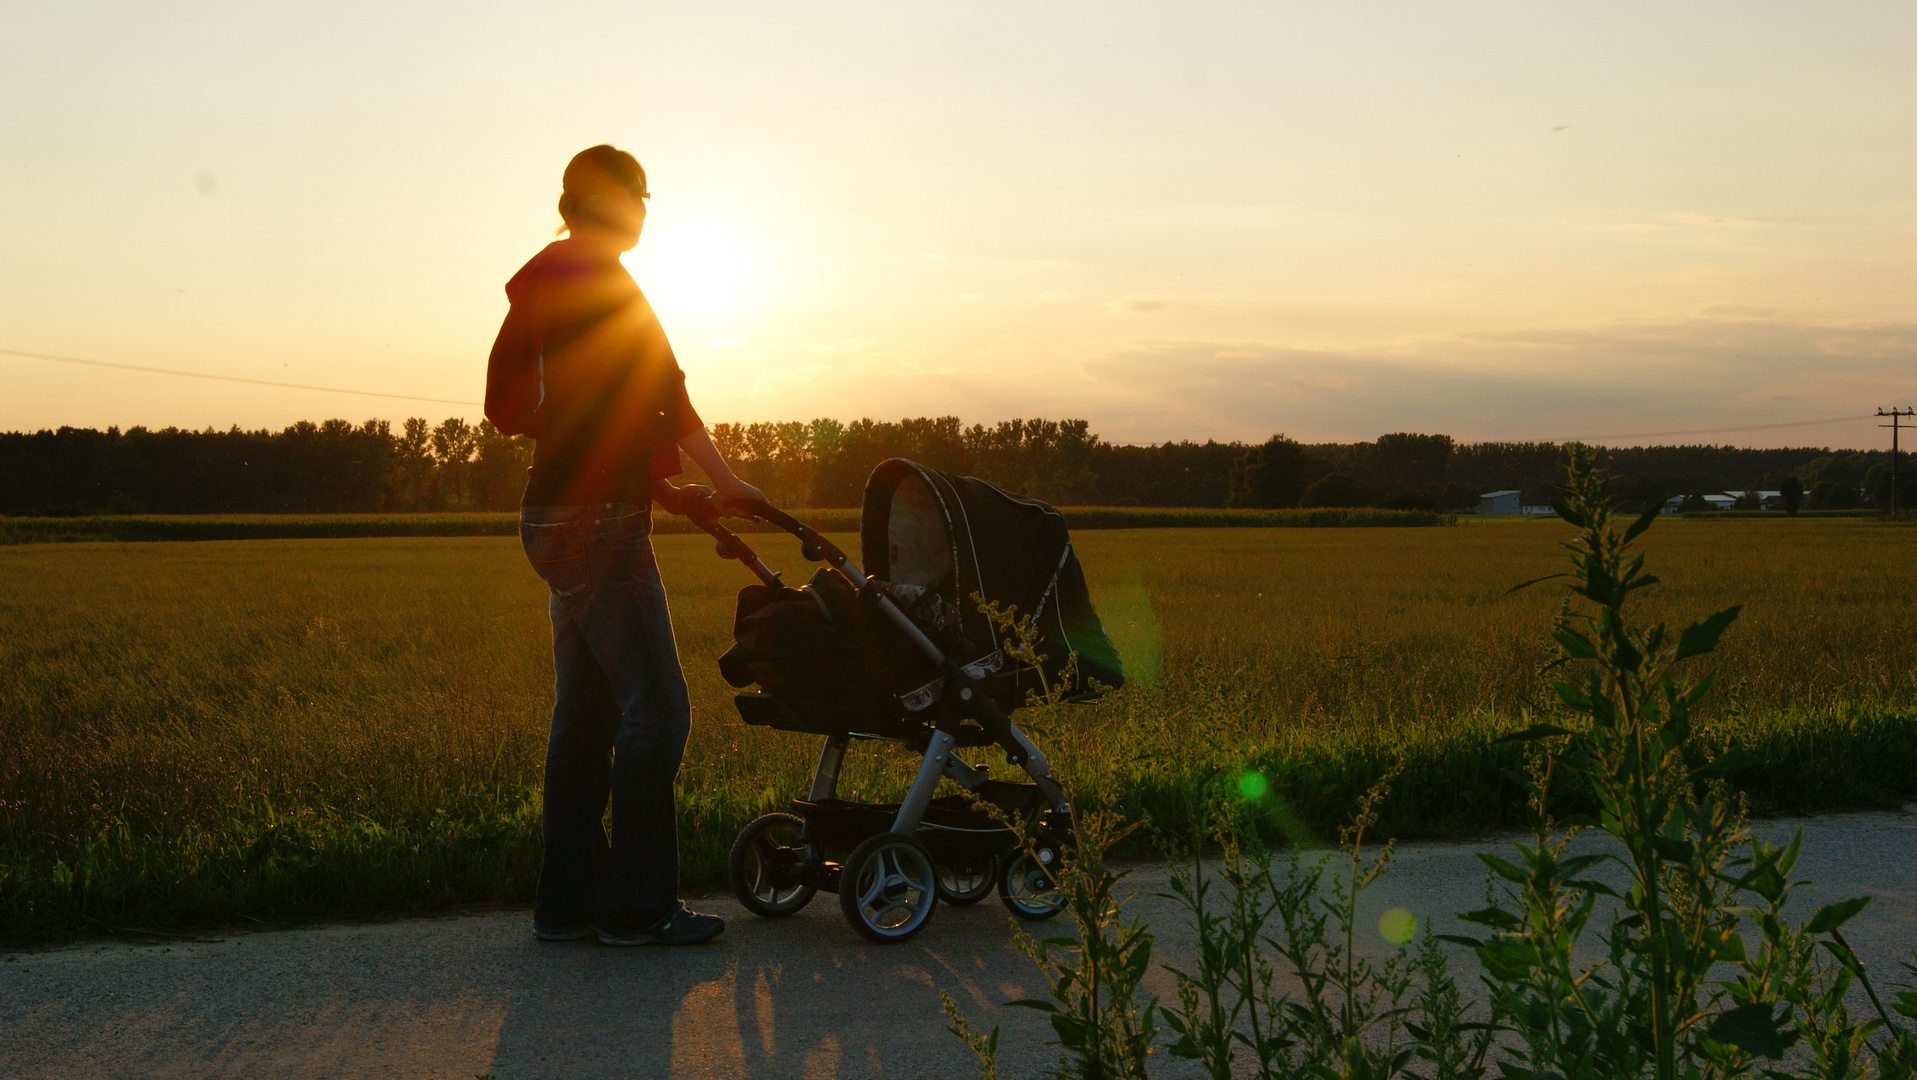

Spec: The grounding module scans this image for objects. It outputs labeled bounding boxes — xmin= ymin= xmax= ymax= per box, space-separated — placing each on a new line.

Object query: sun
xmin=622 ymin=212 xmax=763 ymax=323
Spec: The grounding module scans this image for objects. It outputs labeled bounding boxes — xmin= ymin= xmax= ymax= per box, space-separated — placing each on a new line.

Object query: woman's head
xmin=558 ymin=144 xmax=648 ymax=248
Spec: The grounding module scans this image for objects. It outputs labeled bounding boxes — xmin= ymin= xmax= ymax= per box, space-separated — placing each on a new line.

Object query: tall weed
xmin=1157 ymin=772 xmax=1480 ymax=1080
xmin=1002 ymin=812 xmax=1161 ymax=1080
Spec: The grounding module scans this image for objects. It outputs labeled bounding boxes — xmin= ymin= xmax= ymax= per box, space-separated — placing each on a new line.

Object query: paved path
xmin=5 ymin=809 xmax=1915 ymax=1079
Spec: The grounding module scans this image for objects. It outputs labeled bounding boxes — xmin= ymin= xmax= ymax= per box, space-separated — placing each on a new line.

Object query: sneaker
xmin=531 ymin=922 xmax=593 ymax=942
xmin=596 ymin=905 xmax=725 ymax=946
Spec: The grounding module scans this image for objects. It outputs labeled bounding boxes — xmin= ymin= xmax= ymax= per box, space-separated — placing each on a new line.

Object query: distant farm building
xmin=1478 ymin=490 xmax=1521 ymax=515
xmin=1664 ymin=491 xmax=1785 ymax=512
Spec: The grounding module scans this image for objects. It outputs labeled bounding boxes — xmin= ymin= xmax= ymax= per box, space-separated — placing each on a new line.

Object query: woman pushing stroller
xmin=485 ymin=144 xmax=761 ymax=946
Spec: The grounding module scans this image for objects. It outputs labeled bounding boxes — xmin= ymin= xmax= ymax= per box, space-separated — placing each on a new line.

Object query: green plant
xmin=1459 ymin=443 xmax=1916 ymax=1079
xmin=1158 ymin=811 xmax=1287 ymax=1079
xmin=947 ymin=444 xmax=1917 ymax=1080
xmin=1009 ymin=812 xmax=1161 ymax=1080
xmin=1260 ymin=775 xmax=1421 ymax=1079
xmin=943 ymin=988 xmax=1002 ymax=1080
xmin=1157 ymin=775 xmax=1489 ymax=1080
xmin=1496 ymin=441 xmax=1755 ymax=1077
xmin=943 ymin=811 xmax=1160 ymax=1080
xmin=949 ymin=598 xmax=1160 ymax=1080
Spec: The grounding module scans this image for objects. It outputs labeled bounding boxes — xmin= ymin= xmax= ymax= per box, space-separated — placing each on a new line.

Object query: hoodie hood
xmin=504 ymin=238 xmax=623 ymax=304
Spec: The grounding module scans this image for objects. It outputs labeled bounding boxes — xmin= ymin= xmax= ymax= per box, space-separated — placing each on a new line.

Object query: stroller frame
xmin=687 ymin=495 xmax=1073 ymax=941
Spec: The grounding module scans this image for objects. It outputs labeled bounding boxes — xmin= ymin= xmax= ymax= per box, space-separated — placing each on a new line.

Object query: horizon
xmin=5 ymin=2 xmax=1916 ymax=450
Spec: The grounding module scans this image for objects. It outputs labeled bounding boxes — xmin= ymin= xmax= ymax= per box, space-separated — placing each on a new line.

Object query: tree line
xmin=0 ymin=415 xmax=1901 ymax=514
xmin=1230 ymin=434 xmax=1902 ymax=512
xmin=0 ymin=418 xmax=531 ymax=515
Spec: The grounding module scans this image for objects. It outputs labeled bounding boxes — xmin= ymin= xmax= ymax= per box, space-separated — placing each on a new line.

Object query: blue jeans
xmin=520 ymin=502 xmax=692 ymax=934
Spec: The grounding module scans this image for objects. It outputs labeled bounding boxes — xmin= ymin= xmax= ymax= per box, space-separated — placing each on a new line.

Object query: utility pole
xmin=1879 ymin=408 xmax=1916 ymax=514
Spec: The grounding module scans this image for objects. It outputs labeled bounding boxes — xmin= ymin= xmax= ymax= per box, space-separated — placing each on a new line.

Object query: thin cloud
xmin=1075 ymin=317 xmax=1917 ymax=445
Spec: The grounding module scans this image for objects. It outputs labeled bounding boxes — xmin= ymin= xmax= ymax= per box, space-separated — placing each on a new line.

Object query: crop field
xmin=4 ymin=518 xmax=1916 ymax=934
xmin=0 ymin=505 xmax=1446 ymax=545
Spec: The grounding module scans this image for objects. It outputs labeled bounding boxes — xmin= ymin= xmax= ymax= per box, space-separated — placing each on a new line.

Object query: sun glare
xmin=623 ymin=213 xmax=763 ymax=323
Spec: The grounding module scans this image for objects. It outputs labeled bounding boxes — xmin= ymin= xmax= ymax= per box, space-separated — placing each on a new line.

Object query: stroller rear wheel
xmin=839 ymin=834 xmax=940 ymax=943
xmin=936 ymin=855 xmax=997 ymax=905
xmin=998 ymin=850 xmax=1066 ymax=920
xmin=729 ymin=813 xmax=817 ymax=917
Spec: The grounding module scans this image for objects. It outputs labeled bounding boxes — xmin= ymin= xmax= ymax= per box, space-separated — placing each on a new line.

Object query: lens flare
xmin=1380 ymin=907 xmax=1416 ymax=945
xmin=1236 ymin=770 xmax=1269 ymax=801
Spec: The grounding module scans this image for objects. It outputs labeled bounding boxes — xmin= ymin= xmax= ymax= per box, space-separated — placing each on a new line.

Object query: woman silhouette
xmin=486 ymin=144 xmax=763 ymax=946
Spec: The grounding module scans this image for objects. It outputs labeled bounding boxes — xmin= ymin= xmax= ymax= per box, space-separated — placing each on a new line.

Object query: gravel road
xmin=5 ymin=808 xmax=1913 ymax=1080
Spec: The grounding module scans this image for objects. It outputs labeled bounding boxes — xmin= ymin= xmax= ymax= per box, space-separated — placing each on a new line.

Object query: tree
xmin=1372 ymin=432 xmax=1453 ymax=490
xmin=1679 ymin=492 xmax=1712 ymax=513
xmin=1866 ymin=462 xmax=1896 ymax=510
xmin=393 ymin=417 xmax=435 ymax=510
xmin=1092 ymin=441 xmax=1243 ymax=507
xmin=430 ymin=417 xmax=478 ymax=508
xmin=1809 ymin=479 xmax=1858 ymax=510
xmin=1375 ymin=488 xmax=1437 ymax=510
xmin=1780 ymin=475 xmax=1804 ymax=516
xmin=1299 ymin=473 xmax=1374 ymax=508
xmin=1225 ymin=435 xmax=1311 ymax=508
xmin=470 ymin=421 xmax=534 ymax=510
xmin=1616 ymin=474 xmax=1666 ymax=514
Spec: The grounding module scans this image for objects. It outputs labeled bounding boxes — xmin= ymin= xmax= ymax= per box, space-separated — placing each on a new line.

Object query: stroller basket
xmin=794 ymin=781 xmax=1041 ymax=861
xmin=733 ymin=690 xmax=1000 ymax=747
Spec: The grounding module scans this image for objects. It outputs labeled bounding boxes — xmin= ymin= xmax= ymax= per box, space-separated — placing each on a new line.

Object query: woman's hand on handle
xmin=675 ymin=427 xmax=768 ymax=517
xmin=713 ymin=476 xmax=766 ymax=516
xmin=650 ymin=479 xmax=712 ymax=517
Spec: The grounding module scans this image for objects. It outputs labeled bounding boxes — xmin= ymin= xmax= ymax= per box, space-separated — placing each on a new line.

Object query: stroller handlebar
xmin=679 ymin=492 xmax=861 ymax=585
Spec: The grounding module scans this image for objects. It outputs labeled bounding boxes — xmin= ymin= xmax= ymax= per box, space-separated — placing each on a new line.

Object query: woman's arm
xmin=653 ymin=426 xmax=765 ymax=515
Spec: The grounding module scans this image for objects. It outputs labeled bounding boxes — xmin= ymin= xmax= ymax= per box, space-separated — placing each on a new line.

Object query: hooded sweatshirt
xmin=485 ymin=238 xmax=700 ymax=506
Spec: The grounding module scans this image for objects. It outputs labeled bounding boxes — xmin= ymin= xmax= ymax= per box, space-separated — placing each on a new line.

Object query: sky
xmin=3 ymin=1 xmax=1915 ymax=448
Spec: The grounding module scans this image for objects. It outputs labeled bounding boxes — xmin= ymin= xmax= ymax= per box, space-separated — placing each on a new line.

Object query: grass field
xmin=3 ymin=518 xmax=1915 ymax=935
xmin=0 ymin=506 xmax=1449 ymax=545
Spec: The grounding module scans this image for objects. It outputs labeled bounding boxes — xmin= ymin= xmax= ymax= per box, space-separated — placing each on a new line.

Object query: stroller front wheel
xmin=729 ymin=813 xmax=818 ymax=918
xmin=839 ymin=833 xmax=940 ymax=943
xmin=998 ymin=850 xmax=1066 ymax=920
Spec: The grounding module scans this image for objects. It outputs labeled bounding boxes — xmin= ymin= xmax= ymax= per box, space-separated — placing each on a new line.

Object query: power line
xmin=0 ymin=347 xmax=483 ymax=407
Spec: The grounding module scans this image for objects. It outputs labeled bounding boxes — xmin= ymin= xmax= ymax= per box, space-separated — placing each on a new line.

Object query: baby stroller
xmin=685 ymin=458 xmax=1124 ymax=943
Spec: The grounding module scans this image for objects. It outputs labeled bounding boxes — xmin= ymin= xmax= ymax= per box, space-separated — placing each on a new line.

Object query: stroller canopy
xmin=860 ymin=459 xmax=1124 ymax=698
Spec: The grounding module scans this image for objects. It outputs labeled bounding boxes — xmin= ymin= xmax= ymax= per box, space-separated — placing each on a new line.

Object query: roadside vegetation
xmin=948 ymin=447 xmax=1917 ymax=1079
xmin=3 ymin=514 xmax=1915 ymax=936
